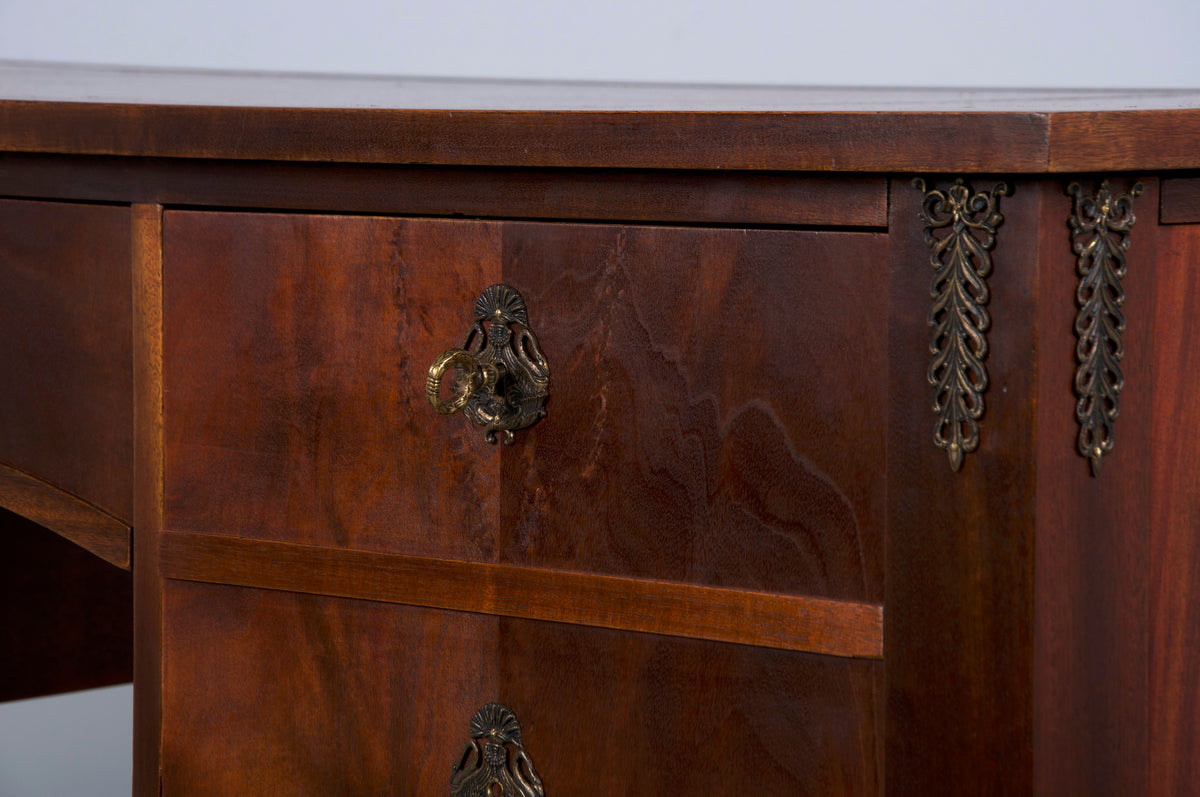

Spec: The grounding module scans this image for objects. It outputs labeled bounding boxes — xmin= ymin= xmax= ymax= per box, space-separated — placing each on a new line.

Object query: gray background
xmin=1 ymin=0 xmax=1196 ymax=794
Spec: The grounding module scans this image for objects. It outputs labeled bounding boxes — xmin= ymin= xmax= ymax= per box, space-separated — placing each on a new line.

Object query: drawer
xmin=0 ymin=198 xmax=132 ymax=522
xmin=161 ymin=581 xmax=882 ymax=795
xmin=163 ymin=211 xmax=885 ymax=602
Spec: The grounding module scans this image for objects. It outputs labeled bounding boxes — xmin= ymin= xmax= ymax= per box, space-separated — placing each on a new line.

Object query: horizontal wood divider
xmin=160 ymin=531 xmax=883 ymax=659
xmin=0 ymin=460 xmax=131 ymax=568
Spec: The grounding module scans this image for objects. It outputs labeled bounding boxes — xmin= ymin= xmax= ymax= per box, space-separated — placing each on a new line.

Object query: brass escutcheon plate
xmin=426 ymin=285 xmax=550 ymax=444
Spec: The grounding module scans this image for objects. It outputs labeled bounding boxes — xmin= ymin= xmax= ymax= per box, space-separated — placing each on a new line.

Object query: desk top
xmin=0 ymin=61 xmax=1197 ymax=171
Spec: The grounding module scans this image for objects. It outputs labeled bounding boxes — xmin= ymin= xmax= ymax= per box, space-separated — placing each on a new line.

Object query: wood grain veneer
xmin=1149 ymin=222 xmax=1200 ymax=797
xmin=0 ymin=197 xmax=132 ymax=522
xmin=886 ymin=177 xmax=1042 ymax=796
xmin=497 ymin=616 xmax=883 ymax=794
xmin=161 ymin=581 xmax=880 ymax=795
xmin=503 ymin=221 xmax=886 ymax=602
xmin=161 ymin=582 xmax=498 ymax=795
xmin=1033 ymin=178 xmax=1156 ymax=796
xmin=162 ymin=212 xmax=884 ymax=603
xmin=162 ymin=211 xmax=502 ymax=563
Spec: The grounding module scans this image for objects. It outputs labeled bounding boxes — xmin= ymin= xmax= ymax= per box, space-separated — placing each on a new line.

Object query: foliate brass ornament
xmin=913 ymin=178 xmax=1009 ymax=472
xmin=450 ymin=703 xmax=545 ymax=797
xmin=1067 ymin=180 xmax=1143 ymax=476
xmin=426 ymin=285 xmax=550 ymax=444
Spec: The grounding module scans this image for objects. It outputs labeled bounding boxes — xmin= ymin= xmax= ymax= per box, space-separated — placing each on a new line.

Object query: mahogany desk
xmin=1 ymin=64 xmax=1198 ymax=795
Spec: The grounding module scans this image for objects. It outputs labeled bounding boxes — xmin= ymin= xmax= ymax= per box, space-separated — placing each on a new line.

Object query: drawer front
xmin=164 ymin=212 xmax=501 ymax=562
xmin=164 ymin=211 xmax=885 ymax=602
xmin=161 ymin=581 xmax=882 ymax=795
xmin=0 ymin=198 xmax=132 ymax=520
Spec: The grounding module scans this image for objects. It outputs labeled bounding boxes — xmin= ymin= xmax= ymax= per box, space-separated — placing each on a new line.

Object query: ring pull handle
xmin=425 ymin=285 xmax=549 ymax=444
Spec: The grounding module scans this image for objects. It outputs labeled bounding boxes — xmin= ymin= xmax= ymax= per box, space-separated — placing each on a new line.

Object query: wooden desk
xmin=1 ymin=64 xmax=1197 ymax=795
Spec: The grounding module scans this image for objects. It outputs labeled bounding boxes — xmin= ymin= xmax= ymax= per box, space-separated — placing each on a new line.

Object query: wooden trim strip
xmin=159 ymin=531 xmax=884 ymax=659
xmin=132 ymin=203 xmax=165 ymax=797
xmin=1049 ymin=110 xmax=1200 ymax=172
xmin=0 ymin=102 xmax=1049 ymax=173
xmin=0 ymin=155 xmax=888 ymax=228
xmin=0 ymin=460 xmax=130 ymax=569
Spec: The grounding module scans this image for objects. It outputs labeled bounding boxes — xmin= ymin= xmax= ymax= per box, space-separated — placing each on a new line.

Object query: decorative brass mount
xmin=913 ymin=178 xmax=1009 ymax=472
xmin=450 ymin=703 xmax=545 ymax=797
xmin=426 ymin=285 xmax=550 ymax=444
xmin=1068 ymin=180 xmax=1142 ymax=476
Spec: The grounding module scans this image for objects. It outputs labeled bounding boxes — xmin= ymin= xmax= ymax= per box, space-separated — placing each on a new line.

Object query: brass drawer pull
xmin=450 ymin=703 xmax=545 ymax=796
xmin=426 ymin=285 xmax=549 ymax=444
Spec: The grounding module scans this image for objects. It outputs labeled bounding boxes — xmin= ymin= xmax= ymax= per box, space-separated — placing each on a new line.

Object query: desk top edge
xmin=1 ymin=62 xmax=1198 ymax=172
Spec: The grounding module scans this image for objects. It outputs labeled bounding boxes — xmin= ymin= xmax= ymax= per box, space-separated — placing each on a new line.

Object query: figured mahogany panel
xmin=0 ymin=198 xmax=132 ymax=522
xmin=0 ymin=507 xmax=132 ymax=702
xmin=886 ymin=177 xmax=1043 ymax=795
xmin=165 ymin=212 xmax=884 ymax=603
xmin=160 ymin=578 xmax=879 ymax=795
xmin=163 ymin=212 xmax=501 ymax=560
xmin=1148 ymin=221 xmax=1200 ymax=796
xmin=498 ymin=617 xmax=882 ymax=794
xmin=504 ymin=223 xmax=887 ymax=602
xmin=1033 ymin=179 xmax=1154 ymax=797
xmin=161 ymin=582 xmax=498 ymax=795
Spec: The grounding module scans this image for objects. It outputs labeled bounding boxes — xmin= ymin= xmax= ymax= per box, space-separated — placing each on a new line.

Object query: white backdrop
xmin=1 ymin=0 xmax=1198 ymax=87
xmin=0 ymin=1 xmax=1197 ymax=794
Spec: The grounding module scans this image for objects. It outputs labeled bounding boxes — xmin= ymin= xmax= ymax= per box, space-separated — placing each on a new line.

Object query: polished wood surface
xmin=504 ymin=222 xmax=885 ymax=601
xmin=161 ymin=582 xmax=498 ymax=795
xmin=886 ymin=178 xmax=1042 ymax=795
xmin=161 ymin=581 xmax=880 ymax=795
xmin=161 ymin=212 xmax=883 ymax=602
xmin=1149 ymin=222 xmax=1200 ymax=796
xmin=1032 ymin=178 xmax=1156 ymax=795
xmin=497 ymin=616 xmax=882 ymax=794
xmin=159 ymin=532 xmax=883 ymax=658
xmin=162 ymin=212 xmax=501 ymax=561
xmin=0 ymin=100 xmax=1051 ymax=171
xmin=0 ymin=197 xmax=132 ymax=522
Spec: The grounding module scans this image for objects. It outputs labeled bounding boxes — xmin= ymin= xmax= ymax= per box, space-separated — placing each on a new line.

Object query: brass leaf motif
xmin=1067 ymin=180 xmax=1142 ymax=476
xmin=914 ymin=178 xmax=1008 ymax=472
